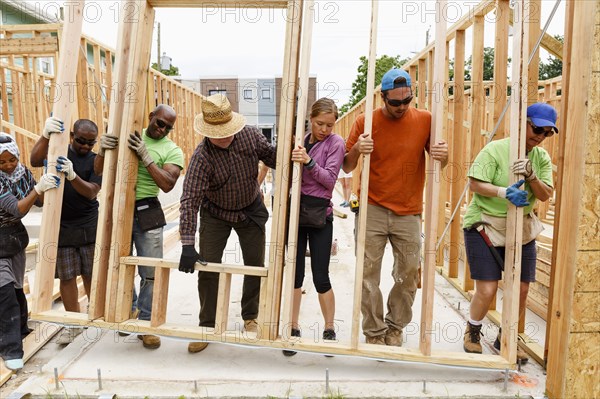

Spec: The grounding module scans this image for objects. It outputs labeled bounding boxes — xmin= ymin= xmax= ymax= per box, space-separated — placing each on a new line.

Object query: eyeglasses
xmin=385 ymin=95 xmax=413 ymax=107
xmin=0 ymin=135 xmax=14 ymax=144
xmin=74 ymin=137 xmax=97 ymax=146
xmin=529 ymin=122 xmax=555 ymax=137
xmin=156 ymin=119 xmax=174 ymax=132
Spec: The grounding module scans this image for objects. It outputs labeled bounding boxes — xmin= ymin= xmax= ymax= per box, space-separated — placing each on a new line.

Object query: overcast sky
xmin=26 ymin=0 xmax=565 ymax=106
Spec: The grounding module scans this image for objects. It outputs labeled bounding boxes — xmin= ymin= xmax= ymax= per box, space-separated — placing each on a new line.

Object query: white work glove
xmin=98 ymin=134 xmax=119 ymax=157
xmin=56 ymin=156 xmax=76 ymax=181
xmin=42 ymin=117 xmax=64 ymax=139
xmin=127 ymin=131 xmax=153 ymax=167
xmin=34 ymin=173 xmax=61 ymax=195
xmin=511 ymin=158 xmax=537 ymax=182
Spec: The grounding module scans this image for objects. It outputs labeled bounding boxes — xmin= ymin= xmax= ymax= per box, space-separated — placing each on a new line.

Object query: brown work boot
xmin=494 ymin=329 xmax=529 ymax=364
xmin=365 ymin=335 xmax=386 ymax=345
xmin=188 ymin=341 xmax=209 ymax=353
xmin=243 ymin=319 xmax=258 ymax=333
xmin=139 ymin=334 xmax=161 ymax=349
xmin=385 ymin=327 xmax=403 ymax=347
xmin=463 ymin=322 xmax=483 ymax=354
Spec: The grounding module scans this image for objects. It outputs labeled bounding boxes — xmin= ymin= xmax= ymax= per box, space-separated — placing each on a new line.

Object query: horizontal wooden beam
xmin=0 ymin=37 xmax=58 ymax=55
xmin=0 ymin=23 xmax=62 ymax=33
xmin=147 ymin=0 xmax=288 ymax=8
xmin=120 ymin=256 xmax=269 ymax=277
xmin=0 ymin=120 xmax=41 ymax=141
xmin=31 ymin=310 xmax=515 ymax=370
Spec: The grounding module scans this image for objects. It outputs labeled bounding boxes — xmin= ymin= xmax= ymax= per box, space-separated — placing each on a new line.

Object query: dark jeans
xmin=197 ymin=208 xmax=266 ymax=327
xmin=295 ymin=219 xmax=333 ymax=293
xmin=0 ymin=283 xmax=29 ymax=360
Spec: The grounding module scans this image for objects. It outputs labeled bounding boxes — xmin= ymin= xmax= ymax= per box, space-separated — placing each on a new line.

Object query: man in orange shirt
xmin=343 ymin=68 xmax=448 ymax=346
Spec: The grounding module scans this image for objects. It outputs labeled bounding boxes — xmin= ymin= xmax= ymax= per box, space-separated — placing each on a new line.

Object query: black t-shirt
xmin=60 ymin=146 xmax=102 ymax=229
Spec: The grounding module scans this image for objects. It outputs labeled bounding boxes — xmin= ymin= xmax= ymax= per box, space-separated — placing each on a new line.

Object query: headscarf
xmin=0 ymin=133 xmax=26 ymax=183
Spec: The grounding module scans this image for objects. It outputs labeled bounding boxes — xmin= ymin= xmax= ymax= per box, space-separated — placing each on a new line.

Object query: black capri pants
xmin=295 ymin=217 xmax=333 ymax=293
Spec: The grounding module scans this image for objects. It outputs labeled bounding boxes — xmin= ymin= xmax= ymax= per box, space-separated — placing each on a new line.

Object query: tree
xmin=339 ymin=54 xmax=409 ymax=115
xmin=464 ymin=47 xmax=497 ymax=81
xmin=151 ymin=62 xmax=180 ymax=76
xmin=538 ymin=35 xmax=564 ymax=80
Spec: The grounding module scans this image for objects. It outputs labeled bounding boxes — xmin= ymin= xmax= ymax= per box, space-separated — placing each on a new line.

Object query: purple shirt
xmin=301 ymin=133 xmax=345 ymax=213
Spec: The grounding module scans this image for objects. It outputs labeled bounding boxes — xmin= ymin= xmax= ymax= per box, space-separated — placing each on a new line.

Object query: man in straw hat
xmin=95 ymin=104 xmax=184 ymax=350
xmin=179 ymin=94 xmax=276 ymax=353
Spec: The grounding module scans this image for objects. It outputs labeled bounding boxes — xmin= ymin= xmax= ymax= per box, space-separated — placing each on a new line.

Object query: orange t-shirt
xmin=346 ymin=107 xmax=431 ymax=215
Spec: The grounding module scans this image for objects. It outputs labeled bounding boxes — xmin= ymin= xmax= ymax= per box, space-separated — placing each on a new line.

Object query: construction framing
xmin=2 ymin=0 xmax=596 ymax=395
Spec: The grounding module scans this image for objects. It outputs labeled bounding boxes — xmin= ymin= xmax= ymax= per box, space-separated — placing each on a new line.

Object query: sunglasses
xmin=74 ymin=136 xmax=97 ymax=146
xmin=529 ymin=122 xmax=555 ymax=137
xmin=385 ymin=95 xmax=413 ymax=107
xmin=156 ymin=119 xmax=174 ymax=132
xmin=0 ymin=135 xmax=14 ymax=144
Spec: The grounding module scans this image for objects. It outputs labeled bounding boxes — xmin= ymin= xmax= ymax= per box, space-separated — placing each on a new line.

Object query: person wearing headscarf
xmin=0 ymin=132 xmax=60 ymax=371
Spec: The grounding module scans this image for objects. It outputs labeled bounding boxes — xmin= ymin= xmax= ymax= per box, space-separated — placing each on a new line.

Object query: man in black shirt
xmin=31 ymin=118 xmax=102 ymax=344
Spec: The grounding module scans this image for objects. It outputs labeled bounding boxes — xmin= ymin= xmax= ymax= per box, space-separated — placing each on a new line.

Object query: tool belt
xmin=0 ymin=221 xmax=30 ymax=258
xmin=135 ymin=197 xmax=167 ymax=232
xmin=298 ymin=194 xmax=330 ymax=229
xmin=480 ymin=212 xmax=544 ymax=247
xmin=58 ymin=225 xmax=97 ymax=248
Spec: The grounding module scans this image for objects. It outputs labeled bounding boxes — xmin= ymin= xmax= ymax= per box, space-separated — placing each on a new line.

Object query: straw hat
xmin=193 ymin=94 xmax=246 ymax=138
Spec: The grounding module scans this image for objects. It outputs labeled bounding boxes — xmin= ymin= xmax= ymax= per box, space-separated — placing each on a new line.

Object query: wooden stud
xmin=215 ymin=273 xmax=232 ymax=334
xmin=449 ymin=30 xmax=466 ymax=280
xmin=0 ymin=36 xmax=58 ymax=55
xmin=32 ymin=1 xmax=85 ymax=314
xmin=281 ymin=0 xmax=315 ymax=329
xmin=76 ymin=38 xmax=91 ymax=120
xmin=148 ymin=0 xmax=288 ymax=7
xmin=470 ymin=15 xmax=485 ymax=158
xmin=418 ymin=58 xmax=427 ymax=110
xmin=350 ymin=0 xmax=379 ymax=350
xmin=92 ymin=44 xmax=106 ymax=134
xmin=493 ymin=0 xmax=510 ymax=138
xmin=89 ymin=1 xmax=136 ymax=320
xmin=427 ymin=50 xmax=434 ymax=111
xmin=419 ymin=0 xmax=446 ymax=356
xmin=150 ymin=266 xmax=170 ymax=327
xmin=260 ymin=0 xmax=303 ymax=341
xmin=500 ymin=0 xmax=529 ymax=365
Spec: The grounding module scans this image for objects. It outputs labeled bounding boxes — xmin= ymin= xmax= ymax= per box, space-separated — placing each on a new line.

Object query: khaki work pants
xmin=357 ymin=204 xmax=421 ymax=338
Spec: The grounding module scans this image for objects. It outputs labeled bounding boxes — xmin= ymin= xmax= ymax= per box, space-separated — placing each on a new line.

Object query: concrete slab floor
xmin=3 ymin=182 xmax=549 ymax=398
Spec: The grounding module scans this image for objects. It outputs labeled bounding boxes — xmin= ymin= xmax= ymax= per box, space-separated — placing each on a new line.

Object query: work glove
xmin=511 ymin=158 xmax=537 ymax=182
xmin=98 ymin=134 xmax=119 ymax=157
xmin=56 ymin=156 xmax=76 ymax=181
xmin=42 ymin=116 xmax=64 ymax=139
xmin=127 ymin=131 xmax=154 ymax=167
xmin=497 ymin=179 xmax=529 ymax=207
xmin=179 ymin=245 xmax=207 ymax=273
xmin=34 ymin=173 xmax=61 ymax=195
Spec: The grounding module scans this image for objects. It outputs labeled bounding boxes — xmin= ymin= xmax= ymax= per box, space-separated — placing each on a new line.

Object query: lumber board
xmin=260 ymin=0 xmax=303 ymax=341
xmin=493 ymin=0 xmax=510 ymax=138
xmin=148 ymin=0 xmax=288 ymax=7
xmin=215 ymin=273 xmax=232 ymax=334
xmin=281 ymin=0 xmax=315 ymax=330
xmin=32 ymin=1 xmax=85 ymax=314
xmin=470 ymin=15 xmax=484 ymax=159
xmin=120 ymin=256 xmax=269 ymax=277
xmin=0 ymin=36 xmax=58 ymax=55
xmin=30 ymin=310 xmax=515 ymax=370
xmin=500 ymin=0 xmax=528 ymax=365
xmin=151 ymin=266 xmax=170 ymax=327
xmin=420 ymin=0 xmax=446 ymax=356
xmin=89 ymin=0 xmax=137 ymax=320
xmin=0 ymin=120 xmax=40 ymax=141
xmin=350 ymin=0 xmax=378 ymax=350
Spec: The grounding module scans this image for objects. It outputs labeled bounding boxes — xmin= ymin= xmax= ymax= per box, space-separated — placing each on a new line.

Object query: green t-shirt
xmin=135 ymin=129 xmax=184 ymax=200
xmin=463 ymin=138 xmax=553 ymax=229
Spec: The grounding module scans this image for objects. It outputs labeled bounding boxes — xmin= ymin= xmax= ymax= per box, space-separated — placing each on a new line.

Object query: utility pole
xmin=157 ymin=22 xmax=161 ymax=68
xmin=425 ymin=25 xmax=431 ymax=46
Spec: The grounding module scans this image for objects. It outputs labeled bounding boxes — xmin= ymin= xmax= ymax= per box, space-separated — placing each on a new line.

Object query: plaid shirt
xmin=179 ymin=126 xmax=276 ymax=245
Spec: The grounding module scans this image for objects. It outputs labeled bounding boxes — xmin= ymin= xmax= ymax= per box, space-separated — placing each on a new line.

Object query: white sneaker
xmin=5 ymin=358 xmax=24 ymax=370
xmin=56 ymin=327 xmax=84 ymax=345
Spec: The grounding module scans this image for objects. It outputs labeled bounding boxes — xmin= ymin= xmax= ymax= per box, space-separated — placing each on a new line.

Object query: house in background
xmin=178 ymin=76 xmax=317 ymax=145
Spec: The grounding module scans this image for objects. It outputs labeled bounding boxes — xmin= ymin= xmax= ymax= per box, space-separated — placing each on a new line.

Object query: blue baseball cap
xmin=381 ymin=68 xmax=412 ymax=91
xmin=527 ymin=103 xmax=558 ymax=133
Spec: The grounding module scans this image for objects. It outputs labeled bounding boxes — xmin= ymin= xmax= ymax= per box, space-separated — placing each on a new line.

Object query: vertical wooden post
xmin=89 ymin=1 xmax=136 ymax=320
xmin=350 ymin=0 xmax=379 ymax=349
xmin=281 ymin=0 xmax=314 ymax=330
xmin=449 ymin=30 xmax=465 ymax=280
xmin=546 ymin=1 xmax=598 ymax=397
xmin=427 ymin=50 xmax=434 ymax=111
xmin=418 ymin=58 xmax=427 ymax=110
xmin=500 ymin=0 xmax=529 ymax=364
xmin=493 ymin=0 xmax=510 ymax=138
xmin=32 ymin=1 xmax=85 ymax=314
xmin=470 ymin=15 xmax=485 ymax=157
xmin=76 ymin=38 xmax=91 ymax=121
xmin=526 ymin=0 xmax=541 ymax=107
xmin=260 ymin=0 xmax=303 ymax=341
xmin=420 ymin=0 xmax=446 ymax=356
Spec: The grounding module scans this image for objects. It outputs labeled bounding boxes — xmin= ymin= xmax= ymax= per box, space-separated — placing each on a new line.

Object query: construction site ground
xmin=1 ymin=181 xmax=548 ymax=398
